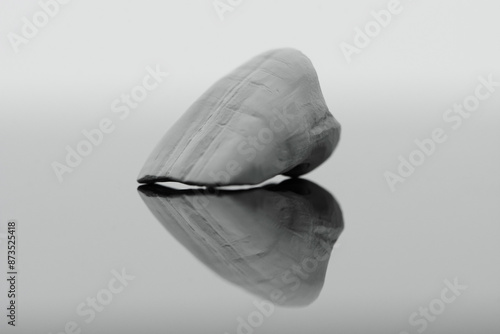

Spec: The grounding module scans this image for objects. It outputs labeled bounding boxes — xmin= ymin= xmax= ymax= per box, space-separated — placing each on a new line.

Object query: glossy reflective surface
xmin=138 ymin=179 xmax=343 ymax=307
xmin=1 ymin=0 xmax=500 ymax=333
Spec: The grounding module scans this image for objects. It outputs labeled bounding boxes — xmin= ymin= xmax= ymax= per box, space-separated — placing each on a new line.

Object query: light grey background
xmin=1 ymin=0 xmax=499 ymax=333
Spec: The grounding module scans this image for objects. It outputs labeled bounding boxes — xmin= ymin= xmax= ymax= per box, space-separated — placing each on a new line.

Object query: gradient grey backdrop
xmin=1 ymin=0 xmax=499 ymax=333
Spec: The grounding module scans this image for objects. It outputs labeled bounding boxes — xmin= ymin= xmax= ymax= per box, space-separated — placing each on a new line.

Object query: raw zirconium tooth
xmin=137 ymin=48 xmax=340 ymax=186
xmin=138 ymin=179 xmax=344 ymax=307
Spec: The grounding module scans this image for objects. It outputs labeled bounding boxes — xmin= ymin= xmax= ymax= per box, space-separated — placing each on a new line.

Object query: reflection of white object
xmin=138 ymin=178 xmax=344 ymax=307
xmin=138 ymin=48 xmax=341 ymax=186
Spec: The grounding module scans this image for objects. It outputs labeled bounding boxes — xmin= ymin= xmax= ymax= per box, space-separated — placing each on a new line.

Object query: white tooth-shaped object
xmin=138 ymin=179 xmax=344 ymax=307
xmin=138 ymin=48 xmax=340 ymax=186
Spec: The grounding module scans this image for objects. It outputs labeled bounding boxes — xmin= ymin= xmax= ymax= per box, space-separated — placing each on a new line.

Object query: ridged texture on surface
xmin=138 ymin=48 xmax=340 ymax=185
xmin=138 ymin=179 xmax=344 ymax=307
